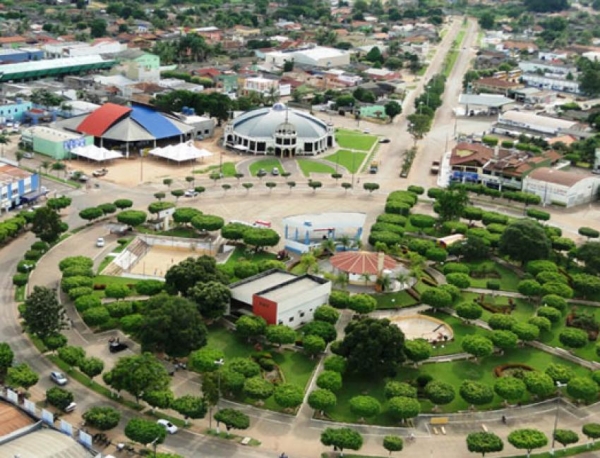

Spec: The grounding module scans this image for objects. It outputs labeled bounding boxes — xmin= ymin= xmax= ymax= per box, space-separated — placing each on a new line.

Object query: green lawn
xmin=97 ymin=255 xmax=115 ymax=275
xmin=373 ymin=290 xmax=418 ymax=309
xmin=92 ymin=275 xmax=140 ymax=298
xmin=442 ymin=50 xmax=459 ymax=78
xmin=249 ymin=159 xmax=284 ymax=176
xmin=296 ymin=159 xmax=336 ymax=176
xmin=224 ymin=246 xmax=277 ymax=267
xmin=323 ymin=150 xmax=367 ymax=174
xmin=137 ymin=226 xmax=200 ymax=239
xmin=334 ymin=129 xmax=378 ymax=151
xmin=193 ymin=162 xmax=237 ymax=177
xmin=327 ymin=346 xmax=590 ymax=425
xmin=462 ymin=260 xmax=522 ymax=292
xmin=421 ymin=311 xmax=485 ymax=356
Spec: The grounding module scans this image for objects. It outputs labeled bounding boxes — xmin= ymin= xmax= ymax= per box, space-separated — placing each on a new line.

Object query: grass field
xmin=326 ymin=346 xmax=590 ymax=425
xmin=297 ymin=159 xmax=336 ymax=176
xmin=194 ymin=162 xmax=237 ymax=177
xmin=323 ymin=150 xmax=367 ymax=174
xmin=373 ymin=290 xmax=419 ymax=309
xmin=249 ymin=159 xmax=284 ymax=176
xmin=92 ymin=275 xmax=140 ymax=298
xmin=334 ymin=129 xmax=378 ymax=151
xmin=224 ymin=246 xmax=277 ymax=266
xmin=462 ymin=260 xmax=522 ymax=292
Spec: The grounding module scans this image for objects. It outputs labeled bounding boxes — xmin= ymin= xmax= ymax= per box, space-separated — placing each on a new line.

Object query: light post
xmin=150 ymin=435 xmax=160 ymax=458
xmin=214 ymin=358 xmax=225 ymax=434
xmin=550 ymin=381 xmax=568 ymax=456
xmin=419 ymin=101 xmax=423 ymax=115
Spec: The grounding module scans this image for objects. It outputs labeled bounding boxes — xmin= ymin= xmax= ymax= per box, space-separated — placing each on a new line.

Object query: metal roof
xmin=0 ymin=55 xmax=115 ymax=82
xmin=102 ymin=118 xmax=155 ymax=142
xmin=232 ymin=105 xmax=328 ymax=139
xmin=458 ymin=93 xmax=514 ymax=107
xmin=130 ymin=104 xmax=182 ymax=139
xmin=0 ymin=427 xmax=94 ymax=458
xmin=76 ymin=103 xmax=132 ymax=137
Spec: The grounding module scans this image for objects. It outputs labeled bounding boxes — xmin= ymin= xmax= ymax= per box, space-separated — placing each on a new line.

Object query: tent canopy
xmin=70 ymin=145 xmax=123 ymax=161
xmin=149 ymin=142 xmax=213 ymax=162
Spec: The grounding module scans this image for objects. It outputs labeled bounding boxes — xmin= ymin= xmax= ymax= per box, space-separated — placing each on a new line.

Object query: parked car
xmin=271 ymin=167 xmax=280 ymax=176
xmin=378 ymin=138 xmax=391 ymax=144
xmin=64 ymin=402 xmax=77 ymax=413
xmin=108 ymin=338 xmax=128 ymax=353
xmin=430 ymin=160 xmax=440 ymax=175
xmin=92 ymin=168 xmax=108 ymax=177
xmin=184 ymin=189 xmax=198 ymax=197
xmin=96 ymin=237 xmax=105 ymax=247
xmin=50 ymin=371 xmax=68 ymax=386
xmin=69 ymin=171 xmax=89 ymax=182
xmin=23 ymin=152 xmax=34 ymax=159
xmin=257 ymin=168 xmax=267 ymax=177
xmin=157 ymin=419 xmax=178 ymax=434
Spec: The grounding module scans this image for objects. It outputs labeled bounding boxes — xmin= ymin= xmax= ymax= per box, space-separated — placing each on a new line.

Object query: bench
xmin=433 ymin=427 xmax=439 ymax=435
xmin=481 ymin=424 xmax=488 ymax=433
xmin=430 ymin=417 xmax=449 ymax=426
xmin=241 ymin=437 xmax=251 ymax=446
xmin=441 ymin=426 xmax=447 ymax=435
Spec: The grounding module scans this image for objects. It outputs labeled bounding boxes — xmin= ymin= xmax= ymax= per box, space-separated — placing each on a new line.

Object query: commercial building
xmin=113 ymin=49 xmax=161 ymax=83
xmin=0 ymin=98 xmax=32 ymax=124
xmin=230 ymin=269 xmax=331 ymax=329
xmin=264 ymin=46 xmax=350 ymax=68
xmin=0 ymin=55 xmax=115 ymax=83
xmin=493 ymin=110 xmax=581 ymax=138
xmin=224 ymin=103 xmax=335 ymax=156
xmin=0 ymin=47 xmax=44 ymax=64
xmin=43 ymin=39 xmax=126 ymax=58
xmin=523 ymin=168 xmax=600 ymax=207
xmin=21 ymin=126 xmax=93 ymax=160
xmin=521 ymin=73 xmax=580 ymax=94
xmin=0 ymin=162 xmax=42 ymax=210
xmin=240 ymin=76 xmax=291 ymax=97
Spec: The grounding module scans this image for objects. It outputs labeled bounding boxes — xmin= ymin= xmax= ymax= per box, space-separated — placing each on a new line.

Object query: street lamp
xmin=150 ymin=435 xmax=161 ymax=458
xmin=214 ymin=358 xmax=225 ymax=434
xmin=419 ymin=101 xmax=424 ymax=115
xmin=550 ymin=381 xmax=568 ymax=456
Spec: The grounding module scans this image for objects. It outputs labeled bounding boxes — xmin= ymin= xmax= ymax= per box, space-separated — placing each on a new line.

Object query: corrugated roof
xmin=528 ymin=167 xmax=592 ymax=187
xmin=101 ymin=118 xmax=155 ymax=142
xmin=130 ymin=104 xmax=182 ymax=139
xmin=76 ymin=103 xmax=131 ymax=137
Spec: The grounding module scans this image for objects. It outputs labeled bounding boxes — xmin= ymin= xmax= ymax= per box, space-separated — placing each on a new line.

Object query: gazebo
xmin=330 ymin=250 xmax=397 ymax=276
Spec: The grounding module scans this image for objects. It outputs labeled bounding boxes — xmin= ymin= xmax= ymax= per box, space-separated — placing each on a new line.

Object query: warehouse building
xmin=523 ymin=168 xmax=600 ymax=207
xmin=230 ymin=269 xmax=331 ymax=329
xmin=21 ymin=126 xmax=93 ymax=160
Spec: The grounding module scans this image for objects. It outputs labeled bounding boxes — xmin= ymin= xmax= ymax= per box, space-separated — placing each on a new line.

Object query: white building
xmin=44 ymin=39 xmax=126 ymax=58
xmin=519 ymin=59 xmax=575 ymax=76
xmin=264 ymin=46 xmax=350 ymax=68
xmin=230 ymin=269 xmax=332 ymax=329
xmin=523 ymin=168 xmax=600 ymax=207
xmin=521 ymin=73 xmax=580 ymax=94
xmin=241 ymin=76 xmax=291 ymax=97
xmin=494 ymin=110 xmax=580 ymax=137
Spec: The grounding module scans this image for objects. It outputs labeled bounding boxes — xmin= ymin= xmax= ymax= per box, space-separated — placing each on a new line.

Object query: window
xmin=278 ymin=320 xmax=283 ymax=325
xmin=299 ymin=312 xmax=305 ymax=317
xmin=288 ymin=316 xmax=294 ymax=322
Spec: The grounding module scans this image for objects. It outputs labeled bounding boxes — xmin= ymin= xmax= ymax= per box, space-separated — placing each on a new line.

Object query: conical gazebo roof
xmin=329 ymin=251 xmax=397 ymax=275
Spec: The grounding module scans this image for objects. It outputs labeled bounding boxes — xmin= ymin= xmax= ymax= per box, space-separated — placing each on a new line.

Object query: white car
xmin=157 ymin=419 xmax=178 ymax=434
xmin=96 ymin=237 xmax=105 ymax=247
xmin=50 ymin=371 xmax=68 ymax=386
xmin=184 ymin=189 xmax=198 ymax=197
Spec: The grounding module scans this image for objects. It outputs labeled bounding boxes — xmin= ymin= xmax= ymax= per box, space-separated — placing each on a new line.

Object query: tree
xmin=243 ymin=376 xmax=274 ymax=403
xmin=164 ymin=256 xmax=228 ymax=296
xmin=79 ymin=357 xmax=104 ymax=380
xmin=83 ymin=407 xmax=120 ymax=431
xmin=456 ymin=302 xmax=483 ymax=322
xmin=523 ymin=371 xmax=555 ymax=399
xmin=545 ymin=363 xmax=574 ymax=385
xmin=425 ymin=381 xmax=455 ymax=409
xmin=143 ymin=390 xmax=174 ymax=412
xmin=117 ymin=210 xmax=147 ymax=227
xmin=266 ymin=325 xmax=296 ymax=347
xmin=79 ymin=207 xmax=104 ymax=223
xmin=567 ymin=377 xmax=598 ymax=404
xmin=172 ymin=395 xmax=207 ymax=424
xmin=32 ymin=207 xmax=65 ymax=244
xmin=337 ymin=318 xmax=405 ymax=376
xmin=511 ymin=322 xmax=540 ymax=343
xmin=554 ymin=429 xmax=579 ymax=448
xmin=348 ymin=294 xmax=377 ymax=315
xmin=349 ymin=395 xmax=380 ymax=421
xmin=0 ymin=342 xmax=14 ymax=376
xmin=466 ymin=432 xmax=504 ymax=457
xmin=105 ymin=284 xmax=130 ymax=300
xmin=385 ymin=382 xmax=417 ymax=399
xmin=317 ymin=370 xmax=343 ymax=392
xmin=308 ymin=388 xmax=337 ymax=414
xmin=274 ymin=384 xmax=304 ymax=410
xmin=235 ymin=315 xmax=267 ymax=341
xmin=507 ymin=429 xmax=548 ymax=458
xmin=124 ymin=418 xmax=166 ymax=446
xmin=572 ymin=273 xmax=600 ymax=298
xmin=189 ymin=347 xmax=225 ymax=373
xmin=214 ymin=408 xmax=250 ymax=432
xmin=388 ymin=396 xmax=421 ymax=422
xmin=23 ymin=286 xmax=65 ymax=339
xmin=488 ymin=314 xmax=517 ymax=330
xmin=518 ymin=280 xmax=542 ymax=302
xmin=559 ymin=328 xmax=588 ymax=350
xmin=383 ymin=435 xmax=403 ymax=455
xmin=221 ymin=222 xmax=249 ymax=242
xmin=303 ymin=334 xmax=326 ymax=358
xmin=436 ymin=188 xmax=469 ymax=222
xmin=7 ymin=364 xmax=38 ymax=392
xmin=421 ymin=287 xmax=453 ymax=309
xmin=313 ymin=305 xmax=340 ymax=324
xmin=524 ymin=0 xmax=568 ymax=12
xmin=582 ymin=423 xmax=600 ymax=444
xmin=363 ymin=182 xmax=380 ymax=194
xmin=114 ymin=199 xmax=133 ymax=210
xmin=494 ymin=377 xmax=526 ymax=404
xmin=384 ymin=101 xmax=402 ymax=122
xmin=479 ymin=11 xmax=495 ymax=29
xmin=104 ymin=353 xmax=170 ymax=402
xmin=58 ymin=345 xmax=86 ymax=367
xmin=404 ymin=339 xmax=432 ymax=365
xmin=188 ymin=281 xmax=230 ymax=320
xmin=321 ymin=427 xmax=363 ymax=455
xmin=138 ymin=294 xmax=207 ymax=357
xmin=242 ymin=228 xmax=280 ymax=252
xmin=462 ymin=335 xmax=494 ymax=362
xmin=499 ymin=220 xmax=551 ymax=265
xmin=490 ymin=330 xmax=518 ymax=353
xmin=459 ymin=380 xmax=494 ymax=408
xmin=309 ymin=181 xmax=323 ymax=193
xmin=173 ymin=207 xmax=202 ymax=226
xmin=46 ymin=387 xmax=74 ymax=411
xmin=98 ymin=203 xmax=117 ymax=215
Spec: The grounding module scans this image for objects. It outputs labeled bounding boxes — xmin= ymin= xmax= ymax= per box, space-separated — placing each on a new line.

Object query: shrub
xmin=31 ymin=241 xmax=49 ymax=253
xmin=258 ymin=358 xmax=276 ymax=371
xmin=105 ymin=301 xmax=133 ymax=318
xmin=62 ymin=266 xmax=94 ymax=278
xmin=82 ymin=307 xmax=111 ymax=327
xmin=17 ymin=260 xmax=36 ymax=274
xmin=74 ymin=295 xmax=101 ymax=312
xmin=323 ymin=355 xmax=347 ymax=374
xmin=542 ymin=294 xmax=567 ymax=313
xmin=538 ymin=306 xmax=562 ymax=324
xmin=446 ymin=273 xmax=471 ymax=289
xmin=61 ymin=276 xmax=93 ymax=293
xmin=234 ymin=262 xmax=260 ymax=280
xmin=134 ymin=280 xmax=164 ymax=296
xmin=376 ymin=214 xmax=407 ymax=226
xmin=12 ymin=273 xmax=29 ymax=286
xmin=46 ymin=387 xmax=74 ymax=411
xmin=329 ymin=290 xmax=350 ymax=309
xmin=120 ymin=314 xmax=144 ymax=334
xmin=59 ymin=256 xmax=94 ymax=271
xmin=526 ymin=260 xmax=558 ymax=276
xmin=24 ymin=250 xmax=42 ymax=261
xmin=443 ymin=263 xmax=470 ymax=275
xmin=68 ymin=286 xmax=94 ymax=301
xmin=486 ymin=280 xmax=500 ymax=290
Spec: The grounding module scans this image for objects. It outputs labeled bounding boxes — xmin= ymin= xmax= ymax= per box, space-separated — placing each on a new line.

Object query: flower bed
xmin=494 ymin=363 xmax=535 ymax=378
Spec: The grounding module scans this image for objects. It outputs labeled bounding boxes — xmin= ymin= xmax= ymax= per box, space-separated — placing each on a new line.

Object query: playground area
xmin=389 ymin=315 xmax=454 ymax=342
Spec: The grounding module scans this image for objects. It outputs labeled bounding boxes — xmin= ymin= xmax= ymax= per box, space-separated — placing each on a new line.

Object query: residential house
xmin=0 ymin=36 xmax=27 ymax=48
xmin=471 ymin=77 xmax=524 ymax=96
xmin=115 ymin=49 xmax=160 ymax=83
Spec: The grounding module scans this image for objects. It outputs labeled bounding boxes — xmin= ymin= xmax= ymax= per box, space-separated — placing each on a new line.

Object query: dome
xmin=231 ymin=106 xmax=329 ymax=139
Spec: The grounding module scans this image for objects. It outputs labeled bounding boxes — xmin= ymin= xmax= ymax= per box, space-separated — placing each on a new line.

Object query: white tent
xmin=71 ymin=144 xmax=123 ymax=162
xmin=148 ymin=142 xmax=213 ymax=162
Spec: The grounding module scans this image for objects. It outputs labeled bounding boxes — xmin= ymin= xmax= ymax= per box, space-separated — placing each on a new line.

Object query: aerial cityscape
xmin=2 ymin=0 xmax=600 ymax=457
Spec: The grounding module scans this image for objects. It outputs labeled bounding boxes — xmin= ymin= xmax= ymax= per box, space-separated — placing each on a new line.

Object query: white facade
xmin=44 ymin=40 xmax=126 ymax=58
xmin=519 ymin=60 xmax=574 ymax=76
xmin=523 ymin=172 xmax=600 ymax=207
xmin=495 ymin=110 xmax=578 ymax=136
xmin=522 ymin=73 xmax=580 ymax=94
xmin=242 ymin=77 xmax=291 ymax=97
xmin=264 ymin=46 xmax=350 ymax=68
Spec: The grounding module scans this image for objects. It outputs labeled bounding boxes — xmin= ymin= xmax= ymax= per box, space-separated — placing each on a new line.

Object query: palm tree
xmin=299 ymin=253 xmax=317 ymax=274
xmin=375 ymin=275 xmax=391 ymax=292
xmin=266 ymin=86 xmax=279 ymax=105
xmin=334 ymin=272 xmax=349 ymax=290
xmin=395 ymin=272 xmax=411 ymax=290
xmin=352 ymin=239 xmax=363 ymax=251
xmin=338 ymin=234 xmax=351 ymax=251
xmin=41 ymin=160 xmax=51 ymax=174
xmin=360 ymin=272 xmax=371 ymax=286
xmin=320 ymin=238 xmax=336 ymax=255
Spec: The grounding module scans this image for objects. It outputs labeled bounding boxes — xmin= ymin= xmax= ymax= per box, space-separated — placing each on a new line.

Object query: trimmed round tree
xmin=507 ymin=429 xmax=548 ymax=457
xmin=466 ymin=431 xmax=504 ymax=457
xmin=456 ymin=302 xmax=483 ymax=322
xmin=243 ymin=377 xmax=274 ymax=404
xmin=317 ymin=370 xmax=343 ymax=392
xmin=545 ymin=363 xmax=574 ymax=384
xmin=308 ymin=388 xmax=337 ymax=414
xmin=384 ymin=381 xmax=417 ymax=399
xmin=388 ymin=396 xmax=420 ymax=424
xmin=567 ymin=377 xmax=598 ymax=404
xmin=461 ymin=335 xmax=494 ymax=362
xmin=83 ymin=406 xmax=120 ymax=431
xmin=273 ymin=383 xmax=304 ymax=410
xmin=349 ymin=395 xmax=381 ymax=422
xmin=383 ymin=435 xmax=403 ymax=455
xmin=404 ymin=339 xmax=432 ymax=366
xmin=124 ymin=418 xmax=166 ymax=446
xmin=511 ymin=322 xmax=540 ymax=343
xmin=488 ymin=314 xmax=517 ymax=331
xmin=490 ymin=330 xmax=518 ymax=353
xmin=421 ymin=287 xmax=453 ymax=309
xmin=559 ymin=328 xmax=588 ymax=350
xmin=320 ymin=427 xmax=363 ymax=455
xmin=303 ymin=334 xmax=326 ymax=358
xmin=424 ymin=380 xmax=455 ymax=410
xmin=553 ymin=429 xmax=579 ymax=448
xmin=313 ymin=305 xmax=340 ymax=324
xmin=582 ymin=423 xmax=600 ymax=444
xmin=524 ymin=371 xmax=555 ymax=399
xmin=494 ymin=376 xmax=526 ymax=404
xmin=459 ymin=380 xmax=493 ymax=409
